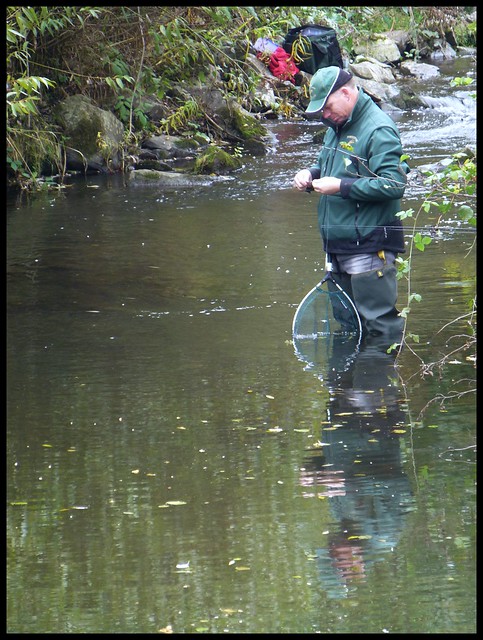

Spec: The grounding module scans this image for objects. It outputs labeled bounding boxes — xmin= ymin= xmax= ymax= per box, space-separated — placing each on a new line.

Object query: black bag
xmin=283 ymin=24 xmax=343 ymax=75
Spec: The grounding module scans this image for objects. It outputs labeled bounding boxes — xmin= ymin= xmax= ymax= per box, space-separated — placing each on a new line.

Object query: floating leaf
xmin=220 ymin=608 xmax=240 ymax=614
xmin=348 ymin=534 xmax=372 ymax=540
xmin=166 ymin=500 xmax=187 ymax=506
xmin=42 ymin=443 xmax=53 ymax=448
xmin=294 ymin=428 xmax=309 ymax=433
xmin=235 ymin=566 xmax=250 ymax=571
xmin=265 ymin=394 xmax=275 ymax=400
xmin=311 ymin=441 xmax=330 ymax=448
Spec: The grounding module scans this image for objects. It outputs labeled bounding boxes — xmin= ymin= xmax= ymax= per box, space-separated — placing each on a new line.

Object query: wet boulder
xmin=55 ymin=94 xmax=125 ymax=173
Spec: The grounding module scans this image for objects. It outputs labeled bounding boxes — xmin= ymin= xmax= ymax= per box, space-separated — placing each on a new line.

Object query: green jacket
xmin=309 ymin=88 xmax=409 ymax=255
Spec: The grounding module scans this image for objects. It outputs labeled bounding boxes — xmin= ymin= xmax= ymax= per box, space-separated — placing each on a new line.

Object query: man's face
xmin=321 ymin=87 xmax=353 ymax=125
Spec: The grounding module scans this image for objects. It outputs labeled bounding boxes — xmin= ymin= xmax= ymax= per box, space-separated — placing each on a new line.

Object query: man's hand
xmin=312 ymin=177 xmax=341 ymax=194
xmin=293 ymin=169 xmax=313 ymax=191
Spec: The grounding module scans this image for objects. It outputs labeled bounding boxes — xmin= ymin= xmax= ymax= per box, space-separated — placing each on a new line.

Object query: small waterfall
xmin=419 ymin=94 xmax=475 ymax=114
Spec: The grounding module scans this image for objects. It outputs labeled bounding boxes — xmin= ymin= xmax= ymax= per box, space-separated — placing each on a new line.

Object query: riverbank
xmin=7 ymin=6 xmax=476 ymax=190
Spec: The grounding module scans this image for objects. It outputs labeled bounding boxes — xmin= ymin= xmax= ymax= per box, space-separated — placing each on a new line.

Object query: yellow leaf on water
xmin=220 ymin=608 xmax=239 ymax=614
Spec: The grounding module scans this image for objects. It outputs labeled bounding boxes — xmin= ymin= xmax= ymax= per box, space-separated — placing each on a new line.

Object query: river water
xmin=7 ymin=56 xmax=476 ymax=633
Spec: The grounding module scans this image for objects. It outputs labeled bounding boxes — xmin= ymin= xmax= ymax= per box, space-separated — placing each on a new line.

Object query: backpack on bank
xmin=283 ymin=24 xmax=343 ymax=75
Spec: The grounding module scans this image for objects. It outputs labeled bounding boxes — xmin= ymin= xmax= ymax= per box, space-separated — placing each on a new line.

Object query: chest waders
xmin=351 ymin=262 xmax=404 ymax=339
xmin=328 ymin=254 xmax=404 ymax=340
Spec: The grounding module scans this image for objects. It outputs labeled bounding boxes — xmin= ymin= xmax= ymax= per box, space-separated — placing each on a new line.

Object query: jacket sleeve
xmin=340 ymin=126 xmax=408 ymax=201
xmin=309 ymin=166 xmax=321 ymax=180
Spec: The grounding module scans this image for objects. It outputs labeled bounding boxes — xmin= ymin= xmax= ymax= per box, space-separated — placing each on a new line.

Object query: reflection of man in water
xmin=299 ymin=335 xmax=414 ymax=598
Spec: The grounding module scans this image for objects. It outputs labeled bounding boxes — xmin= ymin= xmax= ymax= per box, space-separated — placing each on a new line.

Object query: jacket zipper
xmin=355 ymin=202 xmax=361 ymax=245
xmin=323 ymin=129 xmax=341 ymax=253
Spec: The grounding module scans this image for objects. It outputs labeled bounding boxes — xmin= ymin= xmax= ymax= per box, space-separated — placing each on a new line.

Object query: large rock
xmin=128 ymin=169 xmax=233 ymax=188
xmin=353 ymin=34 xmax=402 ymax=64
xmin=350 ymin=59 xmax=396 ymax=84
xmin=55 ymin=94 xmax=125 ymax=172
xmin=348 ymin=59 xmax=400 ymax=108
xmin=399 ymin=61 xmax=440 ymax=80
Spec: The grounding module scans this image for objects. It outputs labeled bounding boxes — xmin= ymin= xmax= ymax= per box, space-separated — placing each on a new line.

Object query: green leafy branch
xmin=394 ymin=149 xmax=476 ymax=367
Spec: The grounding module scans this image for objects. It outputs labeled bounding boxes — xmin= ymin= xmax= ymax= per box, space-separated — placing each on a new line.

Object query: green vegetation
xmin=395 ymin=147 xmax=476 ymax=366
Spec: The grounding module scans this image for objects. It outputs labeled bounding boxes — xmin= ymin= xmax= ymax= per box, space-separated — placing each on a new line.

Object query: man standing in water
xmin=293 ymin=66 xmax=409 ymax=340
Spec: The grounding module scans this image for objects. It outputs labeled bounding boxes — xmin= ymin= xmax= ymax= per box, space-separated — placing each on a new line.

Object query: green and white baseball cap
xmin=306 ymin=66 xmax=353 ymax=115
